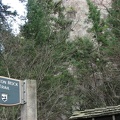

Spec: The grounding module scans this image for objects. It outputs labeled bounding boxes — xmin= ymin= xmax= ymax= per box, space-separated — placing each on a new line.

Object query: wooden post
xmin=21 ymin=80 xmax=37 ymax=120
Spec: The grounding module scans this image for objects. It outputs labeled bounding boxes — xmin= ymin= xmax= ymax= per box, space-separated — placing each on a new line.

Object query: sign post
xmin=0 ymin=76 xmax=37 ymax=120
xmin=21 ymin=80 xmax=37 ymax=120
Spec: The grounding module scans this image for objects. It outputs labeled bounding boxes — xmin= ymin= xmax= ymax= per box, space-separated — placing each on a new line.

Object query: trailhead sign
xmin=0 ymin=76 xmax=23 ymax=106
xmin=0 ymin=77 xmax=37 ymax=120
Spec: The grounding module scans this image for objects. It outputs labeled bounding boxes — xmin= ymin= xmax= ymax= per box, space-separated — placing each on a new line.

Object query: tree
xmin=0 ymin=0 xmax=18 ymax=77
xmin=21 ymin=0 xmax=71 ymax=46
xmin=0 ymin=0 xmax=17 ymax=30
xmin=108 ymin=0 xmax=120 ymax=39
xmin=0 ymin=0 xmax=73 ymax=119
xmin=20 ymin=0 xmax=73 ymax=119
xmin=78 ymin=0 xmax=120 ymax=108
xmin=0 ymin=0 xmax=120 ymax=119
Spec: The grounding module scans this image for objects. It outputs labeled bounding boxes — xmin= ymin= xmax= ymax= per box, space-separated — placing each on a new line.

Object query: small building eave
xmin=70 ymin=105 xmax=120 ymax=119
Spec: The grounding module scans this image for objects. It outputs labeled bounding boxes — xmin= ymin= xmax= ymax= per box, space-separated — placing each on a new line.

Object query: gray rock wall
xmin=62 ymin=0 xmax=111 ymax=40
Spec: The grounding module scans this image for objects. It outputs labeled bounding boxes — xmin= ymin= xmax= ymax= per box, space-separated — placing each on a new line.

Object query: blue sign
xmin=0 ymin=76 xmax=23 ymax=106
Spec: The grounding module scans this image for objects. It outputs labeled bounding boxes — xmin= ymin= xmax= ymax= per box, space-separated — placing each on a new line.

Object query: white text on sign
xmin=0 ymin=80 xmax=19 ymax=91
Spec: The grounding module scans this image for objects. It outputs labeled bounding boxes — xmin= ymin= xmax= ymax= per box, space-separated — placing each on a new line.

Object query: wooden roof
xmin=70 ymin=105 xmax=120 ymax=119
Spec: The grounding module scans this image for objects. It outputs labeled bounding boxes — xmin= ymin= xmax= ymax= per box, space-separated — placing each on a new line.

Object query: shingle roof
xmin=70 ymin=105 xmax=120 ymax=119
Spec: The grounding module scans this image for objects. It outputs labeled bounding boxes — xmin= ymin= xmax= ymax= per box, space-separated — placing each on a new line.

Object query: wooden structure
xmin=70 ymin=105 xmax=120 ymax=120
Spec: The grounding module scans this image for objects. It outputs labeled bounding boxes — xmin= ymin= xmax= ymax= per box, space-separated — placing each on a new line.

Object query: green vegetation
xmin=0 ymin=0 xmax=120 ymax=119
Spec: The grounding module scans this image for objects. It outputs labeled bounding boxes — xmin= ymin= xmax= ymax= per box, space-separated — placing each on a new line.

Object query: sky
xmin=2 ymin=0 xmax=27 ymax=34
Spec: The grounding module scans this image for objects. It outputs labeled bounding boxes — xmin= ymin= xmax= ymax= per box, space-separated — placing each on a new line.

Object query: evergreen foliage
xmin=108 ymin=0 xmax=120 ymax=39
xmin=0 ymin=1 xmax=16 ymax=21
xmin=0 ymin=1 xmax=17 ymax=78
xmin=0 ymin=1 xmax=17 ymax=30
xmin=0 ymin=0 xmax=120 ymax=119
xmin=21 ymin=0 xmax=71 ymax=46
xmin=87 ymin=0 xmax=110 ymax=46
xmin=86 ymin=0 xmax=120 ymax=107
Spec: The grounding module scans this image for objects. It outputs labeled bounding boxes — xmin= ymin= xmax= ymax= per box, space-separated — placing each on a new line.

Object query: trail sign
xmin=0 ymin=77 xmax=37 ymax=120
xmin=0 ymin=76 xmax=24 ymax=106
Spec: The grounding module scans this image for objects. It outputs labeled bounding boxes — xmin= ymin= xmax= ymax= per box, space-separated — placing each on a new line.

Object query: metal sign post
xmin=0 ymin=76 xmax=37 ymax=120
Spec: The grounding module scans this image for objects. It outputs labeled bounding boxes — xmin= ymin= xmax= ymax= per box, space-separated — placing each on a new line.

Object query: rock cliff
xmin=62 ymin=0 xmax=111 ymax=40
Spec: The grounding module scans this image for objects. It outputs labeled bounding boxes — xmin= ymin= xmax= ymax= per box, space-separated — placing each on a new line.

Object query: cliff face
xmin=62 ymin=0 xmax=111 ymax=40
